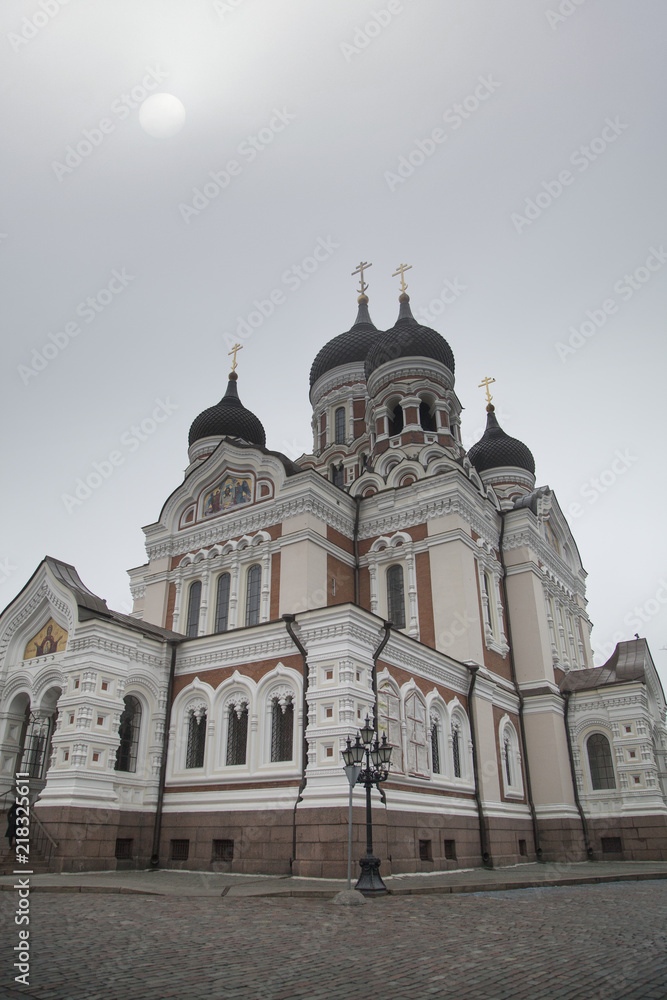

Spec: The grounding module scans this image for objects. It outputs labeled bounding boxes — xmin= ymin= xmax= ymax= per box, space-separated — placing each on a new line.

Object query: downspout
xmin=467 ymin=664 xmax=493 ymax=868
xmin=563 ymin=691 xmax=594 ymax=858
xmin=283 ymin=614 xmax=309 ymax=872
xmin=498 ymin=510 xmax=543 ymax=861
xmin=150 ymin=639 xmax=179 ymax=868
xmin=372 ymin=621 xmax=393 ymax=805
xmin=353 ymin=494 xmax=361 ymax=606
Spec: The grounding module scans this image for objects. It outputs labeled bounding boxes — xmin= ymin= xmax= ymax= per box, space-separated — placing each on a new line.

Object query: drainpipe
xmin=466 ymin=664 xmax=493 ymax=869
xmin=283 ymin=614 xmax=309 ymax=871
xmin=353 ymin=494 xmax=361 ymax=606
xmin=372 ymin=621 xmax=393 ymax=805
xmin=150 ymin=639 xmax=179 ymax=869
xmin=563 ymin=691 xmax=594 ymax=859
xmin=498 ymin=511 xmax=543 ymax=862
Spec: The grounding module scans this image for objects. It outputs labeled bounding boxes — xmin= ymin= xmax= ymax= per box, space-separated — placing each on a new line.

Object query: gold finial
xmin=392 ymin=263 xmax=412 ymax=294
xmin=228 ymin=342 xmax=243 ymax=372
xmin=478 ymin=376 xmax=496 ymax=410
xmin=352 ymin=261 xmax=372 ymax=299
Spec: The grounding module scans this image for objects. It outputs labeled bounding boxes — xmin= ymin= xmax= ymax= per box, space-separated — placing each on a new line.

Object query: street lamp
xmin=341 ymin=716 xmax=393 ymax=896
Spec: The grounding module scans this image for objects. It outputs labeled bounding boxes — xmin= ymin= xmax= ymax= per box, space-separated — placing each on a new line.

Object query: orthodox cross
xmin=352 ymin=261 xmax=372 ymax=296
xmin=228 ymin=342 xmax=243 ymax=371
xmin=392 ymin=263 xmax=412 ymax=293
xmin=478 ymin=376 xmax=496 ymax=406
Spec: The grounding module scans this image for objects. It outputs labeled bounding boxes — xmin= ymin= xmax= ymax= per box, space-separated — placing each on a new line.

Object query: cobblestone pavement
xmin=2 ymin=880 xmax=666 ymax=1000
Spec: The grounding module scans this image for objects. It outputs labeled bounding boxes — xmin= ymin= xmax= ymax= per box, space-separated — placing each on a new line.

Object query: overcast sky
xmin=1 ymin=0 xmax=665 ymax=686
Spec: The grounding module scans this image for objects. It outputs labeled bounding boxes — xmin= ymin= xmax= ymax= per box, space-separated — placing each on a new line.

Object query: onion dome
xmin=309 ymin=296 xmax=378 ymax=389
xmin=468 ymin=405 xmax=535 ymax=474
xmin=188 ymin=372 xmax=266 ymax=448
xmin=364 ymin=293 xmax=455 ymax=380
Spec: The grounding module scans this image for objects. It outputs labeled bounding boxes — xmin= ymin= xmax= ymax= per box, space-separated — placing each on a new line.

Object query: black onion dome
xmin=468 ymin=407 xmax=535 ymax=475
xmin=309 ymin=297 xmax=378 ymax=388
xmin=364 ymin=294 xmax=455 ymax=379
xmin=188 ymin=373 xmax=266 ymax=448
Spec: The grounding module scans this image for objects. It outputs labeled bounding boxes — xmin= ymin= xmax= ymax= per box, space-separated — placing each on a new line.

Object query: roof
xmin=309 ymin=297 xmax=378 ymax=389
xmin=560 ymin=638 xmax=651 ymax=692
xmin=189 ymin=373 xmax=266 ymax=448
xmin=467 ymin=407 xmax=535 ymax=475
xmin=364 ymin=295 xmax=455 ymax=380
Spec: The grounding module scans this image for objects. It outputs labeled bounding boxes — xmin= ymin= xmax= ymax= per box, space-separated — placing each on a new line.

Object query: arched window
xmin=419 ymin=400 xmax=437 ymax=432
xmin=245 ymin=564 xmax=262 ymax=626
xmin=334 ymin=407 xmax=346 ymax=444
xmin=503 ymin=734 xmax=513 ymax=785
xmin=388 ymin=402 xmax=404 ymax=437
xmin=214 ymin=573 xmax=231 ymax=633
xmin=378 ymin=683 xmax=402 ymax=771
xmin=587 ymin=733 xmax=616 ymax=790
xmin=482 ymin=572 xmax=493 ymax=631
xmin=185 ymin=581 xmax=202 ymax=638
xmin=186 ymin=708 xmax=207 ymax=768
xmin=500 ymin=719 xmax=523 ymax=795
xmin=270 ymin=696 xmax=294 ymax=762
xmin=115 ymin=696 xmax=142 ymax=773
xmin=452 ymin=723 xmax=462 ymax=778
xmin=430 ymin=720 xmax=441 ymax=774
xmin=332 ymin=464 xmax=345 ymax=488
xmin=226 ymin=703 xmax=248 ymax=766
xmin=386 ymin=564 xmax=406 ymax=628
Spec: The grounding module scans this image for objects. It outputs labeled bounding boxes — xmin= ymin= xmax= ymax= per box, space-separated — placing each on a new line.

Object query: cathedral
xmin=2 ymin=266 xmax=666 ymax=876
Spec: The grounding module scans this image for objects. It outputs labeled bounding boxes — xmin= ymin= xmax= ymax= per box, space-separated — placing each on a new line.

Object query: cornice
xmin=358 ymin=488 xmax=498 ymax=548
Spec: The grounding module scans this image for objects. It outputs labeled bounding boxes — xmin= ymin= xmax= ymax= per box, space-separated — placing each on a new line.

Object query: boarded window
xmin=378 ymin=684 xmax=402 ymax=771
xmin=405 ymin=691 xmax=428 ymax=776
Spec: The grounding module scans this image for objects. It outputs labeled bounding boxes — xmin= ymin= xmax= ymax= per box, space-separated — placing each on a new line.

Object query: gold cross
xmin=392 ymin=263 xmax=412 ymax=293
xmin=228 ymin=343 xmax=243 ymax=371
xmin=478 ymin=376 xmax=496 ymax=406
xmin=352 ymin=261 xmax=372 ymax=296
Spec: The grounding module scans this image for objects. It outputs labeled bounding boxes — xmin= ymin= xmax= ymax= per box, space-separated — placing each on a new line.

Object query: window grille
xmin=186 ymin=710 xmax=207 ymax=768
xmin=504 ymin=736 xmax=512 ymax=786
xmin=115 ymin=838 xmax=133 ymax=860
xmin=386 ymin=564 xmax=406 ymax=629
xmin=245 ymin=564 xmax=261 ymax=626
xmin=334 ymin=406 xmax=346 ymax=444
xmin=431 ymin=722 xmax=440 ymax=774
xmin=186 ymin=581 xmax=202 ymax=638
xmin=270 ymin=697 xmax=293 ymax=762
xmin=212 ymin=839 xmax=234 ymax=862
xmin=452 ymin=725 xmax=462 ymax=778
xmin=587 ymin=733 xmax=616 ymax=790
xmin=170 ymin=839 xmax=189 ymax=861
xmin=419 ymin=400 xmax=436 ymax=432
xmin=20 ymin=712 xmax=52 ymax=779
xmin=214 ymin=573 xmax=231 ymax=633
xmin=444 ymin=839 xmax=456 ymax=860
xmin=115 ymin=696 xmax=142 ymax=773
xmin=419 ymin=839 xmax=432 ymax=861
xmin=226 ymin=704 xmax=248 ymax=766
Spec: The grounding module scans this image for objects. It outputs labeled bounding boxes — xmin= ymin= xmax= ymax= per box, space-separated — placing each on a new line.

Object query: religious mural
xmin=203 ymin=474 xmax=253 ymax=517
xmin=24 ymin=618 xmax=68 ymax=659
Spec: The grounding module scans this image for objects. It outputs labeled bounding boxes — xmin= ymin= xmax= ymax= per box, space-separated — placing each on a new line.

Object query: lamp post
xmin=341 ymin=716 xmax=393 ymax=896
